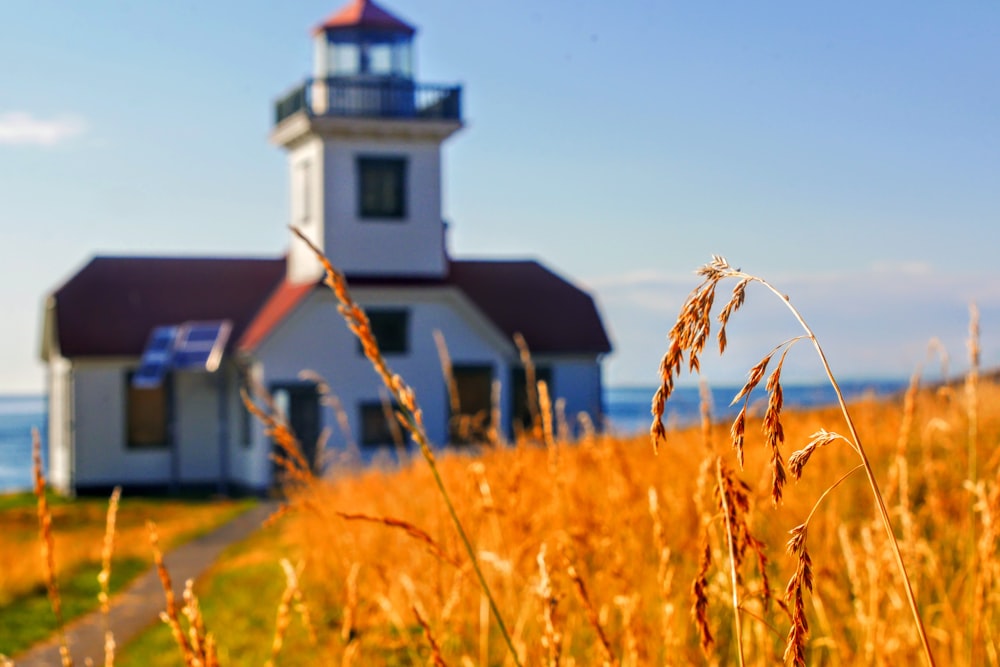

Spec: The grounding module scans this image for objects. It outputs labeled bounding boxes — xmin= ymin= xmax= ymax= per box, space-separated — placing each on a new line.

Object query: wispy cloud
xmin=0 ymin=112 xmax=87 ymax=147
xmin=589 ymin=262 xmax=1000 ymax=386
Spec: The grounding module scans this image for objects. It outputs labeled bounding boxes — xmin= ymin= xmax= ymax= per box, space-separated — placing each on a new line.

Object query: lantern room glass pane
xmin=395 ymin=43 xmax=412 ymax=77
xmin=330 ymin=43 xmax=361 ymax=75
xmin=368 ymin=43 xmax=393 ymax=75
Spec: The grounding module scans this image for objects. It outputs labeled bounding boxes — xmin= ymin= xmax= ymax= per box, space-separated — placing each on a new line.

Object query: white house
xmin=39 ymin=0 xmax=612 ymax=496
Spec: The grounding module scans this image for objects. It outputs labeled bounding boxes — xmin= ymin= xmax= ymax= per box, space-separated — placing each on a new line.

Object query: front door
xmin=270 ymin=382 xmax=321 ymax=479
xmin=451 ymin=364 xmax=493 ymax=444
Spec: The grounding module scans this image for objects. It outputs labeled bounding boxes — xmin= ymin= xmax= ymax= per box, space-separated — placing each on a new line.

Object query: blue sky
xmin=1 ymin=1 xmax=998 ymax=394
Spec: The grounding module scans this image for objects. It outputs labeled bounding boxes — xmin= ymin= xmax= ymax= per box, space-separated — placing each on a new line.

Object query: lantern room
xmin=313 ymin=0 xmax=416 ymax=81
xmin=274 ymin=0 xmax=460 ymax=123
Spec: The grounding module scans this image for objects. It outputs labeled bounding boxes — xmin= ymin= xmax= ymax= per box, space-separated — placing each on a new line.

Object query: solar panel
xmin=172 ymin=320 xmax=232 ymax=372
xmin=132 ymin=326 xmax=179 ymax=389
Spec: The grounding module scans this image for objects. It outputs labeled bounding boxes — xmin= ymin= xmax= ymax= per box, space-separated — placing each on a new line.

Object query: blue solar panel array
xmin=132 ymin=326 xmax=179 ymax=389
xmin=172 ymin=321 xmax=232 ymax=372
xmin=130 ymin=320 xmax=232 ymax=388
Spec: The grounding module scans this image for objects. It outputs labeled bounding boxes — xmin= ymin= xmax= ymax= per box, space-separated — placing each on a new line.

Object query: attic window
xmin=363 ymin=309 xmax=409 ymax=355
xmin=358 ymin=156 xmax=406 ymax=219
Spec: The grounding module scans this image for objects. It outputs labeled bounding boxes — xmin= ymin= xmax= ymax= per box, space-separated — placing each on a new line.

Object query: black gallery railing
xmin=275 ymin=79 xmax=462 ymax=124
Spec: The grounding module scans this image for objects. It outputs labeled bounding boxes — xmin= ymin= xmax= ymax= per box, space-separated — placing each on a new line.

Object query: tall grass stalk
xmin=32 ymin=427 xmax=73 ymax=667
xmin=715 ymin=458 xmax=745 ymax=667
xmin=290 ymin=226 xmax=523 ymax=667
xmin=651 ymin=256 xmax=936 ymax=665
xmin=966 ymin=302 xmax=982 ymax=664
xmin=99 ymin=486 xmax=122 ymax=667
xmin=967 ymin=303 xmax=980 ymax=485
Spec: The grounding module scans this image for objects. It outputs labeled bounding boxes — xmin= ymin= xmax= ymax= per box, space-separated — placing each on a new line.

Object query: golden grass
xmin=27 ymin=376 xmax=1000 ymax=666
xmin=255 ymin=250 xmax=1000 ymax=665
xmin=31 ymin=429 xmax=72 ymax=667
xmin=249 ymin=378 xmax=997 ymax=665
xmin=14 ymin=250 xmax=1000 ymax=667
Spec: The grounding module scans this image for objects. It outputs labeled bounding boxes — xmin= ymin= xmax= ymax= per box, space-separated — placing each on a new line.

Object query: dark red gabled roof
xmin=448 ymin=260 xmax=612 ymax=355
xmin=314 ymin=0 xmax=416 ymax=36
xmin=50 ymin=256 xmax=611 ymax=359
xmin=236 ymin=279 xmax=315 ymax=352
xmin=236 ymin=260 xmax=612 ymax=356
xmin=51 ymin=256 xmax=285 ymax=358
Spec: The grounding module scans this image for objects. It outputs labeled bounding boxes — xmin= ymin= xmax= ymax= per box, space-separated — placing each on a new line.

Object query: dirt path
xmin=12 ymin=501 xmax=277 ymax=666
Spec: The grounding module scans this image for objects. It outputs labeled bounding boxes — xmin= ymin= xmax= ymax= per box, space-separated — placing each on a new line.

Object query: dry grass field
xmin=262 ymin=379 xmax=1000 ymax=666
xmin=9 ymin=250 xmax=1000 ymax=666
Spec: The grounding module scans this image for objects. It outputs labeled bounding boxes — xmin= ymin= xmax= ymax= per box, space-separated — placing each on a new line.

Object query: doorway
xmin=270 ymin=382 xmax=322 ymax=478
xmin=450 ymin=364 xmax=493 ymax=444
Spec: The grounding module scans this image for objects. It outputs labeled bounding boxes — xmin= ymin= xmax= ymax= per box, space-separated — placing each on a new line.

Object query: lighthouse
xmin=41 ymin=0 xmax=611 ymax=496
xmin=272 ymin=0 xmax=463 ymax=283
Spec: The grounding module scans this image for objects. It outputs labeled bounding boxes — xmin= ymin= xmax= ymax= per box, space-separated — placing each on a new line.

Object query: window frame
xmin=125 ymin=370 xmax=171 ymax=449
xmin=357 ymin=155 xmax=407 ymax=220
xmin=449 ymin=364 xmax=494 ymax=445
xmin=362 ymin=308 xmax=410 ymax=355
xmin=359 ymin=400 xmax=401 ymax=447
xmin=238 ymin=367 xmax=253 ymax=448
xmin=510 ymin=365 xmax=553 ymax=437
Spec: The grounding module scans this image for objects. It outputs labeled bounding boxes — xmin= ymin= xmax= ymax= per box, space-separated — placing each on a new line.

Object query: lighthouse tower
xmin=272 ymin=0 xmax=463 ymax=283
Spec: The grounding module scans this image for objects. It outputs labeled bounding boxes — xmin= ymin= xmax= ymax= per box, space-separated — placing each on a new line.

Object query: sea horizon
xmin=0 ymin=378 xmax=911 ymax=493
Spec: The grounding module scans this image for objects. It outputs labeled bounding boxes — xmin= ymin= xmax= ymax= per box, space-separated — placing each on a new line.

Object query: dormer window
xmin=358 ymin=156 xmax=406 ymax=219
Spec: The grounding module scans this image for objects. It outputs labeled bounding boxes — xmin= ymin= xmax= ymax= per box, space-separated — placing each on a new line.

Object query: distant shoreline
xmin=0 ymin=378 xmax=920 ymax=401
xmin=0 ymin=378 xmax=917 ymax=493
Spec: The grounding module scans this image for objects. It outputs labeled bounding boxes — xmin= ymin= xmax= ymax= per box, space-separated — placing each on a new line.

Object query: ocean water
xmin=0 ymin=395 xmax=47 ymax=493
xmin=604 ymin=379 xmax=909 ymax=436
xmin=0 ymin=380 xmax=906 ymax=493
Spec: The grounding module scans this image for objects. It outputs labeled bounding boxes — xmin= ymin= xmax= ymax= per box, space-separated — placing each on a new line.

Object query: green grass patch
xmin=0 ymin=496 xmax=256 ymax=658
xmin=116 ymin=516 xmax=438 ymax=666
xmin=116 ymin=521 xmax=319 ymax=667
xmin=0 ymin=557 xmax=148 ymax=656
xmin=0 ymin=489 xmax=74 ymax=512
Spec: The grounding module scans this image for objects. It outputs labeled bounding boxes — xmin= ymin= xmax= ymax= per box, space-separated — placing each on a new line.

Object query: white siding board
xmin=321 ymin=139 xmax=445 ymax=277
xmin=287 ymin=137 xmax=326 ymax=284
xmin=254 ymin=287 xmax=513 ymax=451
xmin=174 ymin=371 xmax=222 ymax=483
xmin=219 ymin=363 xmax=271 ymax=492
xmin=549 ymin=357 xmax=605 ymax=435
xmin=46 ymin=355 xmax=73 ymax=494
xmin=71 ymin=361 xmax=171 ymax=486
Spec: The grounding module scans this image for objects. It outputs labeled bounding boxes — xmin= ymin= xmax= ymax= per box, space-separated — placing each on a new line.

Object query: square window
xmin=358 ymin=156 xmax=406 ymax=219
xmin=126 ymin=370 xmax=170 ymax=449
xmin=363 ymin=309 xmax=409 ymax=355
xmin=359 ymin=401 xmax=402 ymax=446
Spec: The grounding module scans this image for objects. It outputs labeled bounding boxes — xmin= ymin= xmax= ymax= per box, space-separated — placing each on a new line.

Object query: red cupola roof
xmin=313 ymin=0 xmax=416 ymax=36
